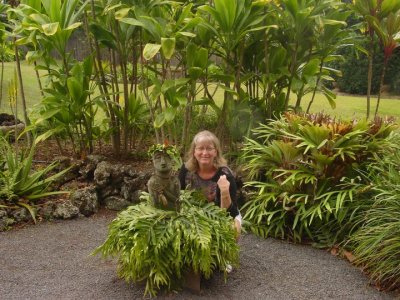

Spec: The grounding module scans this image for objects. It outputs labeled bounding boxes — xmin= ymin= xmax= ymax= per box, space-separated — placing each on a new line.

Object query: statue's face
xmin=153 ymin=152 xmax=172 ymax=173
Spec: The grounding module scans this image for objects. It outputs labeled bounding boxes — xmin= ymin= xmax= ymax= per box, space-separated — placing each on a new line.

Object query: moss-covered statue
xmin=147 ymin=143 xmax=180 ymax=210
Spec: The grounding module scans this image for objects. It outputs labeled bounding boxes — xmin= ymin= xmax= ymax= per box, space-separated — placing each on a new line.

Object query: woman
xmin=178 ymin=130 xmax=242 ymax=235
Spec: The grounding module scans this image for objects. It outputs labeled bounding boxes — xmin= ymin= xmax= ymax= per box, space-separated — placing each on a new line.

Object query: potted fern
xmin=93 ymin=190 xmax=239 ymax=296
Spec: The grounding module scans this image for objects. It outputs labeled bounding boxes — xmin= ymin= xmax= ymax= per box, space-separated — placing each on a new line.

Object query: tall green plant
xmin=198 ymin=0 xmax=266 ymax=139
xmin=348 ymin=133 xmax=400 ymax=290
xmin=367 ymin=7 xmax=400 ymax=116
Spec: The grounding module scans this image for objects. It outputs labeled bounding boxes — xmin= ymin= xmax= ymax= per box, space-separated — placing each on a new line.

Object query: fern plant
xmin=240 ymin=112 xmax=398 ymax=244
xmin=93 ymin=190 xmax=239 ymax=297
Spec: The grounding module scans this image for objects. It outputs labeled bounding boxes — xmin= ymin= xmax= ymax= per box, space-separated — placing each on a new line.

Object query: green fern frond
xmin=93 ymin=190 xmax=239 ymax=297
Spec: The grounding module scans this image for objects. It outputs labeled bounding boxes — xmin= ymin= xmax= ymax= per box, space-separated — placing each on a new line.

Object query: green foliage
xmin=0 ymin=137 xmax=70 ymax=221
xmin=336 ymin=44 xmax=400 ymax=94
xmin=240 ymin=112 xmax=398 ymax=244
xmin=93 ymin=190 xmax=239 ymax=297
xmin=347 ymin=134 xmax=400 ymax=290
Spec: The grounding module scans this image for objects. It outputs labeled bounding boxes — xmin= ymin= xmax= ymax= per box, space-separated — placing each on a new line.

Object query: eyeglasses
xmin=195 ymin=146 xmax=216 ymax=152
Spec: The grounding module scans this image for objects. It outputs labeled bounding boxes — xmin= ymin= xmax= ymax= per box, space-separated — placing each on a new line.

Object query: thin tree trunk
xmin=0 ymin=57 xmax=4 ymax=107
xmin=306 ymin=59 xmax=325 ymax=113
xmin=284 ymin=43 xmax=298 ymax=111
xmin=89 ymin=0 xmax=120 ymax=155
xmin=374 ymin=58 xmax=388 ymax=117
xmin=366 ymin=35 xmax=374 ymax=119
xmin=33 ymin=61 xmax=44 ymax=97
xmin=14 ymin=40 xmax=32 ymax=145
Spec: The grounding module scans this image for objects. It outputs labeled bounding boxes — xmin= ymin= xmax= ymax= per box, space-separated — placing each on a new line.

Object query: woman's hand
xmin=217 ymin=175 xmax=230 ymax=192
xmin=218 ymin=175 xmax=231 ymax=209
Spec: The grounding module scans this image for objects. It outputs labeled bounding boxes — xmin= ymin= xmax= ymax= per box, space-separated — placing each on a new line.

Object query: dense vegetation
xmin=0 ymin=0 xmax=399 ymax=294
xmin=240 ymin=112 xmax=400 ymax=289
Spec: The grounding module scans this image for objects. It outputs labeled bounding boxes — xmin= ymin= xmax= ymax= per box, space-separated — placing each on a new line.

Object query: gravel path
xmin=1 ymin=210 xmax=397 ymax=300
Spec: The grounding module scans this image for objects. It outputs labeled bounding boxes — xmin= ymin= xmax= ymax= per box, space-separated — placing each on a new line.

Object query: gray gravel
xmin=0 ymin=210 xmax=397 ymax=300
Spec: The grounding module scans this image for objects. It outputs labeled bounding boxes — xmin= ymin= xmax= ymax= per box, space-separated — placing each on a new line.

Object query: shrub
xmin=0 ymin=137 xmax=70 ymax=221
xmin=348 ymin=134 xmax=400 ymax=290
xmin=93 ymin=190 xmax=239 ymax=297
xmin=240 ymin=112 xmax=398 ymax=244
xmin=335 ymin=46 xmax=400 ymax=95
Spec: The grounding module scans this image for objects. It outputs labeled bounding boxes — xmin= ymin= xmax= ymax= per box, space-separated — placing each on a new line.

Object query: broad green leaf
xmin=176 ymin=31 xmax=196 ymax=38
xmin=186 ymin=43 xmax=196 ymax=68
xmin=164 ymin=107 xmax=176 ymax=122
xmin=161 ymin=38 xmax=176 ymax=60
xmin=188 ymin=67 xmax=203 ymax=79
xmin=67 ymin=77 xmax=82 ymax=102
xmin=119 ymin=18 xmax=145 ymax=27
xmin=35 ymin=125 xmax=64 ymax=143
xmin=143 ymin=43 xmax=161 ymax=60
xmin=195 ymin=48 xmax=208 ymax=69
xmin=302 ymin=59 xmax=320 ymax=76
xmin=270 ymin=47 xmax=287 ymax=74
xmin=65 ymin=22 xmax=82 ymax=31
xmin=154 ymin=113 xmax=166 ymax=128
xmin=115 ymin=8 xmax=130 ymax=20
xmin=42 ymin=22 xmax=59 ymax=36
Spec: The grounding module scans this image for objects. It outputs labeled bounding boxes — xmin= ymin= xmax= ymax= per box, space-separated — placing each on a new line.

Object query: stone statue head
xmin=147 ymin=143 xmax=181 ymax=209
xmin=152 ymin=151 xmax=173 ymax=175
xmin=147 ymin=143 xmax=179 ymax=174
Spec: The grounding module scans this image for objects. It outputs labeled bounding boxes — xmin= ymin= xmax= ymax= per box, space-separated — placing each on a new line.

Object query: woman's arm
xmin=178 ymin=164 xmax=187 ymax=190
xmin=217 ymin=168 xmax=239 ymax=218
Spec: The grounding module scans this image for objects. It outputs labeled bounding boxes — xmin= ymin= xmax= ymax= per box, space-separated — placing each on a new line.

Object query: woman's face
xmin=193 ymin=138 xmax=217 ymax=169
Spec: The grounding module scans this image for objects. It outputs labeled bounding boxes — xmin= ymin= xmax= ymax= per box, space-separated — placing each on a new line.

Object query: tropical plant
xmin=197 ymin=0 xmax=266 ymax=139
xmin=93 ymin=190 xmax=239 ymax=297
xmin=367 ymin=7 xmax=400 ymax=116
xmin=32 ymin=56 xmax=100 ymax=157
xmin=348 ymin=133 xmax=400 ymax=290
xmin=240 ymin=112 xmax=398 ymax=244
xmin=0 ymin=136 xmax=70 ymax=221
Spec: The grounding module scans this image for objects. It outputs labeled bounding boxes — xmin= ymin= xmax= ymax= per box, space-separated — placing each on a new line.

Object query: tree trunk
xmin=0 ymin=57 xmax=4 ymax=108
xmin=366 ymin=35 xmax=374 ymax=119
xmin=284 ymin=43 xmax=298 ymax=111
xmin=14 ymin=40 xmax=32 ymax=145
xmin=89 ymin=0 xmax=120 ymax=155
xmin=306 ymin=60 xmax=324 ymax=113
xmin=374 ymin=57 xmax=388 ymax=117
xmin=34 ymin=61 xmax=44 ymax=97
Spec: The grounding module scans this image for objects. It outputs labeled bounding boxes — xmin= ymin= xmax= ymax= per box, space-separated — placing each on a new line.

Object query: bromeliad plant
xmin=0 ymin=136 xmax=70 ymax=221
xmin=93 ymin=190 xmax=239 ymax=297
xmin=240 ymin=112 xmax=398 ymax=244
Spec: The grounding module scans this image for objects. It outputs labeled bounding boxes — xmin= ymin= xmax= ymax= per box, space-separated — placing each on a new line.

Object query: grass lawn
xmin=301 ymin=93 xmax=400 ymax=120
xmin=1 ymin=61 xmax=400 ymax=121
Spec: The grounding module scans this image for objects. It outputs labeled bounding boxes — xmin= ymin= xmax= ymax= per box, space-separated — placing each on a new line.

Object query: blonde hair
xmin=185 ymin=130 xmax=227 ymax=172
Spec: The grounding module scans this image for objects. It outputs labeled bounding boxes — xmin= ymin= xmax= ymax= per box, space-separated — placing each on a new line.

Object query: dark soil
xmin=0 ymin=113 xmax=22 ymax=126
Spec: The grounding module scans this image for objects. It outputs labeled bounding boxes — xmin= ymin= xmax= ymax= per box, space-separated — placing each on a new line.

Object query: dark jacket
xmin=178 ymin=165 xmax=240 ymax=218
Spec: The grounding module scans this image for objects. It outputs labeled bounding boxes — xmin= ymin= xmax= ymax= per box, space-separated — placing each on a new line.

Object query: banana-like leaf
xmin=143 ymin=43 xmax=161 ymax=60
xmin=161 ymin=37 xmax=175 ymax=60
xmin=42 ymin=22 xmax=59 ymax=35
